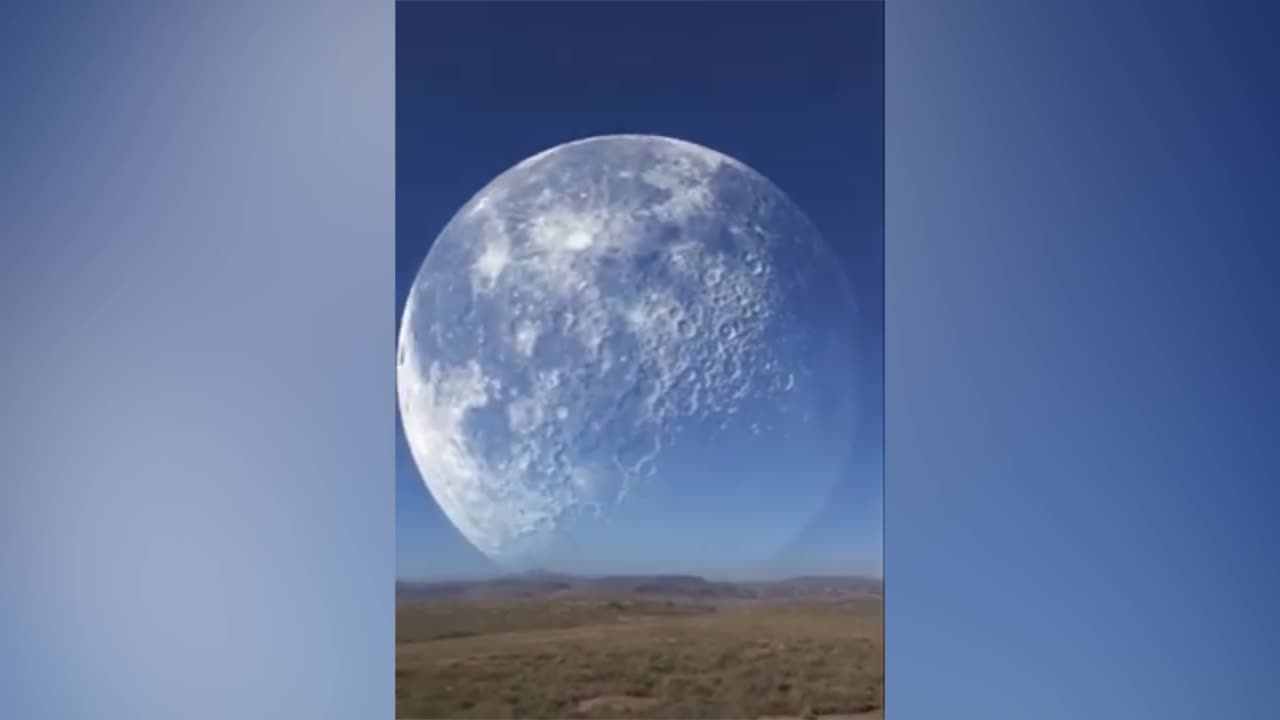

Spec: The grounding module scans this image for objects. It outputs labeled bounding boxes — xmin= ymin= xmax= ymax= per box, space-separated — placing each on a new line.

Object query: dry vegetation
xmin=396 ymin=595 xmax=883 ymax=719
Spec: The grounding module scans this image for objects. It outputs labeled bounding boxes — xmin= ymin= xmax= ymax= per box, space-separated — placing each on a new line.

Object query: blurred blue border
xmin=2 ymin=4 xmax=394 ymax=719
xmin=2 ymin=2 xmax=1276 ymax=719
xmin=887 ymin=2 xmax=1279 ymax=718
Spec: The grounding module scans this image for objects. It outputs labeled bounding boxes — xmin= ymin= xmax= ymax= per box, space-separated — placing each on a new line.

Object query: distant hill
xmin=395 ymin=571 xmax=882 ymax=603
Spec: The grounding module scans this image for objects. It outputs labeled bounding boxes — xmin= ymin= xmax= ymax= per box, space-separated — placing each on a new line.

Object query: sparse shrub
xmin=395 ymin=595 xmax=882 ymax=720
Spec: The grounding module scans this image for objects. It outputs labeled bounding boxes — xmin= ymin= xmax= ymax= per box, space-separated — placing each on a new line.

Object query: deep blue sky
xmin=396 ymin=0 xmax=883 ymax=580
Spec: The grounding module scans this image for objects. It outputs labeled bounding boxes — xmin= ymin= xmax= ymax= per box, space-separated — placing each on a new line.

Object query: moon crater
xmin=398 ymin=134 xmax=859 ymax=571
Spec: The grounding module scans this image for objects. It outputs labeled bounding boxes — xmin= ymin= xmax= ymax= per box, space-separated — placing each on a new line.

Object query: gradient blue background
xmin=3 ymin=1 xmax=1278 ymax=719
xmin=395 ymin=0 xmax=884 ymax=581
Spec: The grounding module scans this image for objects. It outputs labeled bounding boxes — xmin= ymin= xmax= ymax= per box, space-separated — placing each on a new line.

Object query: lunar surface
xmin=397 ymin=134 xmax=859 ymax=572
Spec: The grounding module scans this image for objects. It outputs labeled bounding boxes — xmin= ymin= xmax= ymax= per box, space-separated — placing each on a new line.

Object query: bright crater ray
xmin=397 ymin=134 xmax=859 ymax=572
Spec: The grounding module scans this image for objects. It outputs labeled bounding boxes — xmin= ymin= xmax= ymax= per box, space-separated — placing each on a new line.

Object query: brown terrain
xmin=396 ymin=573 xmax=883 ymax=719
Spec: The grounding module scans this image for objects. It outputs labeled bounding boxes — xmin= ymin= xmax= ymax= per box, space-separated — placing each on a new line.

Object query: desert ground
xmin=396 ymin=574 xmax=883 ymax=719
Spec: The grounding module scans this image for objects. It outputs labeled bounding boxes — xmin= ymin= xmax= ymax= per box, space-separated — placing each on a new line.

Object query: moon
xmin=397 ymin=134 xmax=859 ymax=573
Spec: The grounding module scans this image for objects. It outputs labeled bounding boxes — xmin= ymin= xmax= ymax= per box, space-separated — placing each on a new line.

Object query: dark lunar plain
xmin=395 ymin=574 xmax=884 ymax=719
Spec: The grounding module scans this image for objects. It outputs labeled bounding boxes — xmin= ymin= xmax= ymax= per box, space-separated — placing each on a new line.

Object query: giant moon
xmin=397 ymin=135 xmax=859 ymax=573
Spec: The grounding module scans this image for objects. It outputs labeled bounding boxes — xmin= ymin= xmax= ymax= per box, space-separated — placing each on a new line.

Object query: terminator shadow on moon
xmin=397 ymin=134 xmax=860 ymax=573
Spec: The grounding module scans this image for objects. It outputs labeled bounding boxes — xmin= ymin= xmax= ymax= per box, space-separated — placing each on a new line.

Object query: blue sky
xmin=396 ymin=1 xmax=883 ymax=580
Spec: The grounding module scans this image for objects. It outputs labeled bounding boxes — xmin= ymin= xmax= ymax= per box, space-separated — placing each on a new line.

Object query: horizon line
xmin=396 ymin=569 xmax=885 ymax=585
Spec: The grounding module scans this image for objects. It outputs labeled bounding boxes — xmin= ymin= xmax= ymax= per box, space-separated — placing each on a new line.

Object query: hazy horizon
xmin=396 ymin=565 xmax=885 ymax=586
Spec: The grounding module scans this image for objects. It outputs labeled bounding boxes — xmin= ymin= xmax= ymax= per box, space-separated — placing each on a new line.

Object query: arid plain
xmin=396 ymin=574 xmax=883 ymax=719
